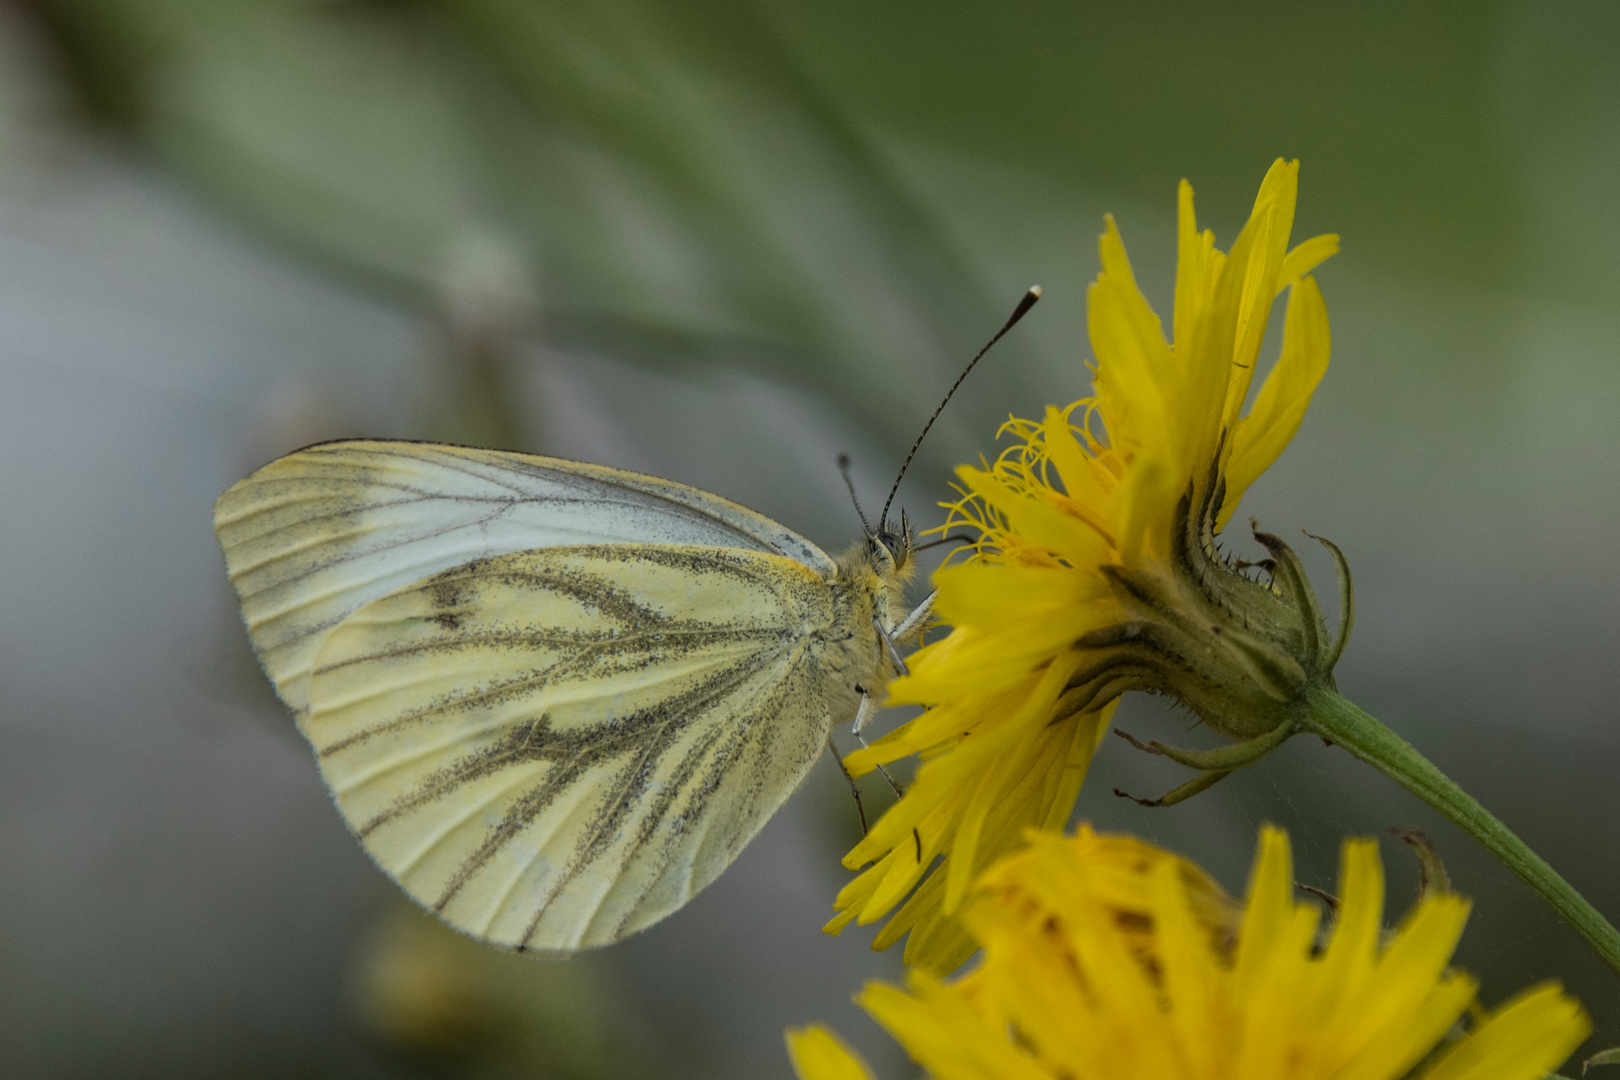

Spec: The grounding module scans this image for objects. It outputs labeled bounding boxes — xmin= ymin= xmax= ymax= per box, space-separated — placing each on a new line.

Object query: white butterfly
xmin=214 ymin=440 xmax=933 ymax=952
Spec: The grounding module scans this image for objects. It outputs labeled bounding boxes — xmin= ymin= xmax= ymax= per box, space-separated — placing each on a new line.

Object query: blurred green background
xmin=1 ymin=0 xmax=1617 ymax=1076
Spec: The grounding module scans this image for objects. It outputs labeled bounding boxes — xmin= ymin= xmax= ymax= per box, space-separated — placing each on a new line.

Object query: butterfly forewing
xmin=305 ymin=544 xmax=856 ymax=950
xmin=214 ymin=441 xmax=835 ymax=722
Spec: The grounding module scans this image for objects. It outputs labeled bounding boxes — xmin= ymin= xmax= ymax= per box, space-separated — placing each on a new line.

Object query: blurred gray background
xmin=0 ymin=1 xmax=1617 ymax=1076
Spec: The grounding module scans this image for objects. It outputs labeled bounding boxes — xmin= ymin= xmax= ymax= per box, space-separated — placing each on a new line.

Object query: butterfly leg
xmin=849 ymin=686 xmax=925 ymax=863
xmin=888 ymin=588 xmax=937 ymax=643
xmin=872 ymin=617 xmax=911 ymax=677
xmin=852 ymin=687 xmax=877 ymax=735
xmin=826 ymin=735 xmax=869 ymax=836
xmin=872 ymin=589 xmax=937 ymax=679
xmin=851 ymin=687 xmax=907 ymax=794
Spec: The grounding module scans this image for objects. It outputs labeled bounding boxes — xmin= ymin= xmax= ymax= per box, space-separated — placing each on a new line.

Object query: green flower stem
xmin=1300 ymin=685 xmax=1620 ymax=977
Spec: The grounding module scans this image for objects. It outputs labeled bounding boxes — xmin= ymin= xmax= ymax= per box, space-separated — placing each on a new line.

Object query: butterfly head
xmin=831 ymin=510 xmax=916 ymax=650
xmin=867 ymin=510 xmax=915 ymax=578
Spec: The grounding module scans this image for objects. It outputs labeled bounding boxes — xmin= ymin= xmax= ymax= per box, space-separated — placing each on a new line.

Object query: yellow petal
xmin=1039 ymin=704 xmax=1111 ymax=830
xmin=1337 ymin=893 xmax=1473 ymax=1054
xmin=1276 ymin=232 xmax=1340 ymax=296
xmin=974 ymin=925 xmax=1103 ymax=1070
xmin=928 ymin=561 xmax=1110 ymax=628
xmin=1222 ymin=201 xmax=1280 ymax=425
xmin=821 ymin=906 xmax=860 ymax=936
xmin=1336 ymin=973 xmax=1477 ymax=1080
xmin=1061 ymin=886 xmax=1181 ymax=1075
xmin=1233 ymin=824 xmax=1295 ymax=995
xmin=859 ymin=844 xmax=935 ymax=924
xmin=1039 ymin=406 xmax=1115 ymax=532
xmin=1116 ymin=446 xmax=1189 ymax=567
xmin=1171 ymin=159 xmax=1297 ymax=455
xmin=1232 ymin=902 xmax=1322 ymax=1077
xmin=850 ymin=690 xmax=978 ymax=766
xmin=1415 ymin=982 xmax=1591 ymax=1080
xmin=861 ymin=977 xmax=1051 ymax=1080
xmin=895 ymin=892 xmax=977 ymax=974
xmin=891 ymin=628 xmax=1093 ymax=704
xmin=1221 ymin=274 xmax=1330 ymax=528
xmin=1221 ymin=160 xmax=1299 ymax=430
xmin=1311 ymin=836 xmax=1383 ymax=1026
xmin=785 ymin=1026 xmax=877 ymax=1080
xmin=1172 ymin=178 xmax=1210 ymax=350
xmin=1089 ymin=219 xmax=1174 ymax=455
xmin=844 ymin=746 xmax=979 ymax=863
xmin=943 ymin=747 xmax=1018 ymax=911
xmin=1098 ymin=211 xmax=1139 ymax=286
xmin=957 ymin=468 xmax=1109 ymax=567
xmin=939 ymin=653 xmax=1084 ymax=907
xmin=1151 ymin=857 xmax=1223 ymax=1076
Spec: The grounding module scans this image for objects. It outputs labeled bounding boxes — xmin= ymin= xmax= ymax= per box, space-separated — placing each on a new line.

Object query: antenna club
xmin=1006 ymin=286 xmax=1042 ymax=327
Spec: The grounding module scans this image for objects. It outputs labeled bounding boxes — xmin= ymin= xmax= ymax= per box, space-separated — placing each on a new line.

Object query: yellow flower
xmin=830 ymin=160 xmax=1343 ymax=972
xmin=792 ymin=825 xmax=1592 ymax=1080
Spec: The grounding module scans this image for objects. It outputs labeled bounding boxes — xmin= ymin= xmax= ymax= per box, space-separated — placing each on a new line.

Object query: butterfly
xmin=213 ymin=288 xmax=1038 ymax=953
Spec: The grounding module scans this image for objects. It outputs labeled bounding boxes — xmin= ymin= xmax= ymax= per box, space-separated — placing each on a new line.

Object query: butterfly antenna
xmin=913 ymin=533 xmax=975 ymax=553
xmin=837 ymin=453 xmax=874 ymax=535
xmin=880 ymin=286 xmax=1042 ymax=527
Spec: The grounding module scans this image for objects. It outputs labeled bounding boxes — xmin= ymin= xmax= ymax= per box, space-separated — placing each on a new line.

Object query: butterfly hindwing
xmin=305 ymin=543 xmax=859 ymax=950
xmin=214 ymin=440 xmax=836 ymax=723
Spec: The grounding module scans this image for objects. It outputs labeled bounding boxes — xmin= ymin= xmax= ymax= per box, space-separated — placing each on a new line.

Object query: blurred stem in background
xmin=9 ymin=0 xmax=1532 ymax=298
xmin=11 ymin=0 xmax=1007 ymax=459
xmin=427 ymin=227 xmax=536 ymax=450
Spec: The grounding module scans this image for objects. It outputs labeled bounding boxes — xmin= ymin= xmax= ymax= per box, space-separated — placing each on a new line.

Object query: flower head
xmin=794 ymin=826 xmax=1592 ymax=1080
xmin=830 ymin=160 xmax=1345 ymax=971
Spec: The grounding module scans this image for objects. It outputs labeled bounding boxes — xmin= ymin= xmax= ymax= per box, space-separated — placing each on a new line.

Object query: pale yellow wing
xmin=213 ymin=440 xmax=833 ymax=723
xmin=306 ymin=543 xmax=856 ymax=951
